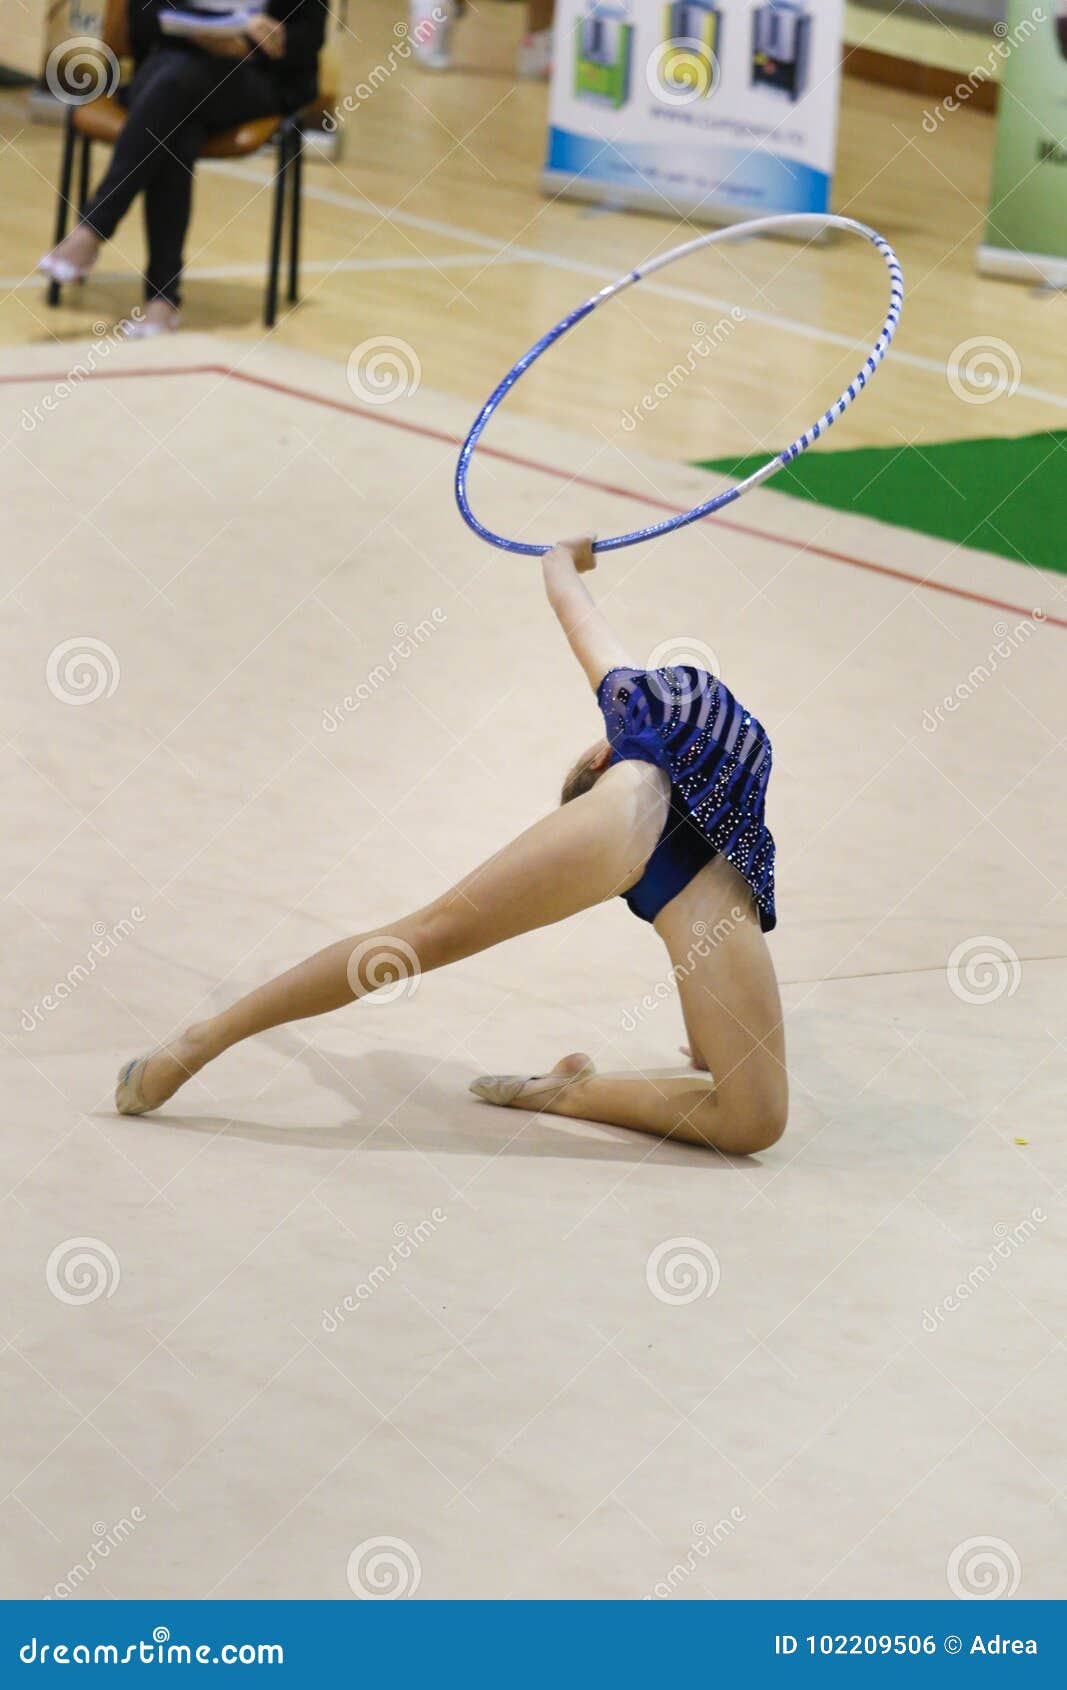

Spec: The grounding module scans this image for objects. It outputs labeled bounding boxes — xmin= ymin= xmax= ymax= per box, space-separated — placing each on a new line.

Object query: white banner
xmin=542 ymin=0 xmax=844 ymax=223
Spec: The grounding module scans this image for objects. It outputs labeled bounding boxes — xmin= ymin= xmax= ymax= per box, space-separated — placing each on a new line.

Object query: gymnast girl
xmin=116 ymin=537 xmax=787 ymax=1155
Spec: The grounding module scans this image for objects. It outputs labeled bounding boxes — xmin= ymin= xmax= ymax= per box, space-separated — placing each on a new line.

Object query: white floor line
xmin=205 ymin=158 xmax=1067 ymax=412
xmin=0 ymin=252 xmax=526 ymax=293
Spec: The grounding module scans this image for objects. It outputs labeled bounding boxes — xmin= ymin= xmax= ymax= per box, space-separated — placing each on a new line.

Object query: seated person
xmin=40 ymin=1 xmax=326 ymax=337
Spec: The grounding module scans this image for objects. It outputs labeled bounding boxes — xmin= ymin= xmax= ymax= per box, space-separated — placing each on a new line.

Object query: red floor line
xmin=6 ymin=359 xmax=1064 ymax=631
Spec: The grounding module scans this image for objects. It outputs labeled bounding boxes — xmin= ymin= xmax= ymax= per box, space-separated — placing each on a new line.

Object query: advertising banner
xmin=978 ymin=1 xmax=1067 ymax=285
xmin=542 ymin=0 xmax=845 ymax=223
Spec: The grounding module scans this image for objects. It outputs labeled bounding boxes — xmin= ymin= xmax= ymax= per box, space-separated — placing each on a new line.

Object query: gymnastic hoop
xmin=454 ymin=213 xmax=904 ymax=555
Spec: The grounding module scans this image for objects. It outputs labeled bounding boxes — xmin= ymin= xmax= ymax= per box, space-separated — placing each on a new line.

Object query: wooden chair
xmin=47 ymin=0 xmax=305 ymax=326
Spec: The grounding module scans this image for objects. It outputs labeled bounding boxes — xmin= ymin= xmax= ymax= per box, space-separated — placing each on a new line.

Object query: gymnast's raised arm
xmin=541 ymin=536 xmax=633 ymax=691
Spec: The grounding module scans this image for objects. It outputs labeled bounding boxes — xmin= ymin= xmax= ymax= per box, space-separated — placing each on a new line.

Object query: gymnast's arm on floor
xmin=542 ymin=536 xmax=632 ymax=692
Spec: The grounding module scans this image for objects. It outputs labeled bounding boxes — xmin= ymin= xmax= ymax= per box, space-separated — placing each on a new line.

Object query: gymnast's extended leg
xmin=115 ymin=761 xmax=667 ymax=1114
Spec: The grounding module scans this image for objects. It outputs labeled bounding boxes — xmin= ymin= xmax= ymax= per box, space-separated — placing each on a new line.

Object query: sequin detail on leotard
xmin=597 ymin=665 xmax=776 ymax=930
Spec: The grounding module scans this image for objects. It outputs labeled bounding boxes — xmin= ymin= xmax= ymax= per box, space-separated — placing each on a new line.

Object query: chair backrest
xmin=102 ymin=0 xmax=131 ymax=58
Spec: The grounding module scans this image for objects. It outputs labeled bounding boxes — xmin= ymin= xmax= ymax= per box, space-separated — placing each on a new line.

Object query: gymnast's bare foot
xmin=115 ymin=1024 xmax=214 ymax=1116
xmin=469 ymin=1051 xmax=595 ymax=1108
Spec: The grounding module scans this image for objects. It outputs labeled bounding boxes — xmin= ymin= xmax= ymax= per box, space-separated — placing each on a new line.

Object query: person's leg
xmin=517 ymin=0 xmax=555 ymax=78
xmin=140 ymin=127 xmax=202 ymax=314
xmin=410 ymin=0 xmax=462 ymax=71
xmin=79 ymin=48 xmax=221 ymax=246
xmin=479 ymin=858 xmax=788 ymax=1156
xmin=136 ymin=57 xmax=283 ymax=314
xmin=116 ymin=768 xmax=667 ymax=1114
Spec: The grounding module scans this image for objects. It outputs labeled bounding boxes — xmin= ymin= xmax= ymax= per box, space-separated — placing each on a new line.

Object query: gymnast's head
xmin=560 ymin=741 xmax=612 ymax=805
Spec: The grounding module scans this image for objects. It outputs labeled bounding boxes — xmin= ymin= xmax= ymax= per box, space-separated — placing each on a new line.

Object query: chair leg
xmin=264 ymin=125 xmax=291 ymax=329
xmin=77 ymin=133 xmax=92 ymax=217
xmin=48 ymin=108 xmax=77 ymax=308
xmin=287 ymin=129 xmax=303 ymax=306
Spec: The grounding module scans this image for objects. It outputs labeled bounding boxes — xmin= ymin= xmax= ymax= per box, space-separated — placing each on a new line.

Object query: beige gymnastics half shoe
xmin=115 ymin=1053 xmax=154 ymax=1116
xmin=469 ymin=1058 xmax=596 ymax=1106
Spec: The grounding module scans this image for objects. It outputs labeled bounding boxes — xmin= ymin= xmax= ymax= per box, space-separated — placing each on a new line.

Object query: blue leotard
xmin=597 ymin=665 xmax=776 ymax=931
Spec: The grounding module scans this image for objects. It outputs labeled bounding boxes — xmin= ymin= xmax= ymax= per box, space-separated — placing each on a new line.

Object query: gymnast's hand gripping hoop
xmin=454 ymin=213 xmax=904 ymax=556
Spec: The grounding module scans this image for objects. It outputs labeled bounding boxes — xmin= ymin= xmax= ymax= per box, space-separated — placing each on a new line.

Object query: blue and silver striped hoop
xmin=455 ymin=213 xmax=904 ymax=555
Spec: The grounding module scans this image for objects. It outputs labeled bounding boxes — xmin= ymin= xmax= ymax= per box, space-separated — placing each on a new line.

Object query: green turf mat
xmin=697 ymin=432 xmax=1066 ymax=577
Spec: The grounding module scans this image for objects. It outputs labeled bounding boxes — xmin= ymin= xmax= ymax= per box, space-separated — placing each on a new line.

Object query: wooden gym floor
xmin=1 ymin=0 xmax=1065 ymax=456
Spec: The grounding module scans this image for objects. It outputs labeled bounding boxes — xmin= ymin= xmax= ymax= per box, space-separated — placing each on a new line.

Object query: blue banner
xmin=2 ymin=1601 xmax=1064 ymax=1682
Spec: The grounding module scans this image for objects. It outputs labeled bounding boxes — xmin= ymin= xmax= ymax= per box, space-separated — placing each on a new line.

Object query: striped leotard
xmin=597 ymin=665 xmax=776 ymax=930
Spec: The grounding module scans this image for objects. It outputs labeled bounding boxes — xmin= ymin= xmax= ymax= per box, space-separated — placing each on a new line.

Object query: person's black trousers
xmin=81 ymin=44 xmax=282 ymax=308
